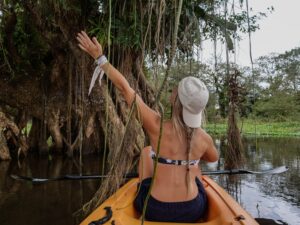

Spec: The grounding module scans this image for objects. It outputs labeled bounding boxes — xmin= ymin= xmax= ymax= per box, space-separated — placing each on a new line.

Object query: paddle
xmin=204 ymin=166 xmax=288 ymax=175
xmin=10 ymin=166 xmax=288 ymax=184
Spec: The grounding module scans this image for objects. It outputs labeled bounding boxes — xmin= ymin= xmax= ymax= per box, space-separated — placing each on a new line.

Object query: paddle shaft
xmin=10 ymin=166 xmax=288 ymax=183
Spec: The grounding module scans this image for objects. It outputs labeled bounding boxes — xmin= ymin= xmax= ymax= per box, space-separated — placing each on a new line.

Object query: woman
xmin=77 ymin=31 xmax=218 ymax=223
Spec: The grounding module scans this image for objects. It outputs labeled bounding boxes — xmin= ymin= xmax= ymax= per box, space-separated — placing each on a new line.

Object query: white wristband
xmin=95 ymin=55 xmax=108 ymax=66
xmin=89 ymin=55 xmax=108 ymax=96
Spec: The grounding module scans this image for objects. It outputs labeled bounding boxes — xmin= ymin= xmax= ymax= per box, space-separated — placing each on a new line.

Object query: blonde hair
xmin=171 ymin=94 xmax=195 ymax=195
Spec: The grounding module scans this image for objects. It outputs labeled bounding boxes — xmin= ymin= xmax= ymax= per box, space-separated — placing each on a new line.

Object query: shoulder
xmin=195 ymin=128 xmax=213 ymax=142
xmin=194 ymin=128 xmax=218 ymax=162
xmin=194 ymin=128 xmax=216 ymax=150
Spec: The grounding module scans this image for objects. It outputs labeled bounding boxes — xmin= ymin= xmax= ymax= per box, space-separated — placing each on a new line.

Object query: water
xmin=202 ymin=136 xmax=300 ymax=225
xmin=0 ymin=137 xmax=299 ymax=225
xmin=0 ymin=155 xmax=102 ymax=225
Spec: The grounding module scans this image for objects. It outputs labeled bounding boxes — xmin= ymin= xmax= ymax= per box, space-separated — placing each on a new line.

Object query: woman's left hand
xmin=76 ymin=31 xmax=102 ymax=59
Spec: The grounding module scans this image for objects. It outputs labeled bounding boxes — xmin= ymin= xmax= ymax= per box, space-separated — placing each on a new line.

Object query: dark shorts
xmin=133 ymin=177 xmax=208 ymax=223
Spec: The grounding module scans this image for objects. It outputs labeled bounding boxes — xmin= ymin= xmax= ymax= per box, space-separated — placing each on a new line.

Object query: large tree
xmin=1 ymin=0 xmax=268 ymax=215
xmin=0 ymin=0 xmax=260 ymax=162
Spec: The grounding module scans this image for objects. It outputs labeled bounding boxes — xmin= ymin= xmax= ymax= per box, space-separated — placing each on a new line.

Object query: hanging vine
xmin=102 ymin=0 xmax=113 ymax=178
xmin=155 ymin=0 xmax=184 ymax=104
xmin=246 ymin=0 xmax=257 ymax=138
xmin=80 ymin=95 xmax=141 ymax=215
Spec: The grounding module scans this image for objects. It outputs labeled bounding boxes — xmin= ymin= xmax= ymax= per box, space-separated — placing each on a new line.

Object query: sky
xmin=202 ymin=0 xmax=300 ymax=67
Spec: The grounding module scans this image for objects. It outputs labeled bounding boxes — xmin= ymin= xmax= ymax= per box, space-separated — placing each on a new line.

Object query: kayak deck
xmin=80 ymin=176 xmax=258 ymax=225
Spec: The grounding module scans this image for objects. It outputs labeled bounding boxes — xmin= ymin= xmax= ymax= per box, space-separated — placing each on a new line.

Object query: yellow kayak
xmin=80 ymin=176 xmax=258 ymax=225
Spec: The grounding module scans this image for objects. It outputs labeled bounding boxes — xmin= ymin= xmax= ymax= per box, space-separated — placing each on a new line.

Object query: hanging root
xmin=225 ymin=70 xmax=244 ymax=169
xmin=48 ymin=109 xmax=63 ymax=150
xmin=155 ymin=0 xmax=184 ymax=103
xmin=226 ymin=102 xmax=244 ymax=169
xmin=76 ymin=97 xmax=141 ymax=216
xmin=0 ymin=111 xmax=30 ymax=160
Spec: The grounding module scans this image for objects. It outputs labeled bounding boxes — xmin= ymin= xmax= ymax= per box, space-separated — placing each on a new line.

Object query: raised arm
xmin=76 ymin=31 xmax=160 ymax=135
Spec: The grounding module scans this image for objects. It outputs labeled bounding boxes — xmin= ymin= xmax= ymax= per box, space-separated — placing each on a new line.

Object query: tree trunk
xmin=0 ymin=111 xmax=25 ymax=160
xmin=0 ymin=1 xmax=154 ymax=158
xmin=0 ymin=132 xmax=11 ymax=160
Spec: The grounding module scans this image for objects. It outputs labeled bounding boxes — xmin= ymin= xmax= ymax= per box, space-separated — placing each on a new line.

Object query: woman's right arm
xmin=76 ymin=31 xmax=160 ymax=135
xmin=201 ymin=134 xmax=219 ymax=162
xmin=101 ymin=62 xmax=161 ymax=135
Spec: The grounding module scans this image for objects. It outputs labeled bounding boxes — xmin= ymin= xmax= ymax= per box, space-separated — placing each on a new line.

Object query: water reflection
xmin=0 ymin=155 xmax=102 ymax=225
xmin=202 ymin=136 xmax=300 ymax=225
xmin=243 ymin=137 xmax=300 ymax=208
xmin=0 ymin=137 xmax=299 ymax=225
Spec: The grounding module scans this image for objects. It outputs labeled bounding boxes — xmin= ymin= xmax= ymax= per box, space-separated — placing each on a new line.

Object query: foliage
xmin=144 ymin=43 xmax=300 ymax=124
xmin=254 ymin=92 xmax=300 ymax=121
xmin=252 ymin=47 xmax=300 ymax=121
xmin=0 ymin=0 xmax=268 ymax=83
xmin=85 ymin=0 xmax=266 ymax=58
xmin=0 ymin=2 xmax=55 ymax=78
xmin=203 ymin=46 xmax=300 ymax=134
xmin=205 ymin=120 xmax=300 ymax=137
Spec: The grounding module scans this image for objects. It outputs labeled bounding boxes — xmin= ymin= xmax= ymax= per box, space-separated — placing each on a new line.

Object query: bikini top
xmin=150 ymin=149 xmax=200 ymax=167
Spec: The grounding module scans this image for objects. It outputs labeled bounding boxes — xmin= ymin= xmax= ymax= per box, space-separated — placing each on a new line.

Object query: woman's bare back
xmin=144 ymin=121 xmax=218 ymax=202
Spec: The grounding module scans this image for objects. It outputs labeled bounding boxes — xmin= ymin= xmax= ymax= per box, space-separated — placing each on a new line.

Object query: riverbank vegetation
xmin=205 ymin=120 xmax=300 ymax=137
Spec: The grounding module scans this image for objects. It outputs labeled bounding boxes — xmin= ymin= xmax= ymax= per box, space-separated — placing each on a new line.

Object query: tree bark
xmin=0 ymin=1 xmax=154 ymax=158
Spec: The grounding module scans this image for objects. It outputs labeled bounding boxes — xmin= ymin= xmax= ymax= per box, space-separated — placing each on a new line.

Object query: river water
xmin=0 ymin=137 xmax=299 ymax=225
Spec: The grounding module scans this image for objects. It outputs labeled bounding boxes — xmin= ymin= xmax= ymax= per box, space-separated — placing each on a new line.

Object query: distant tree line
xmin=152 ymin=47 xmax=300 ymax=122
xmin=253 ymin=48 xmax=300 ymax=121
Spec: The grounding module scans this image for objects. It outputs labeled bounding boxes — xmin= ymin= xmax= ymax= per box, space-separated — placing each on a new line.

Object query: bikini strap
xmin=149 ymin=149 xmax=199 ymax=166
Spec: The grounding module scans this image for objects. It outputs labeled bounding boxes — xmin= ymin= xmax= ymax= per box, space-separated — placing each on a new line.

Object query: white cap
xmin=178 ymin=76 xmax=209 ymax=128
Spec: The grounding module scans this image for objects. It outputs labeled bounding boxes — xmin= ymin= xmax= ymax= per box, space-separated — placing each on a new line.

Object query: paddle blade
xmin=264 ymin=166 xmax=289 ymax=174
xmin=203 ymin=166 xmax=289 ymax=175
xmin=10 ymin=174 xmax=25 ymax=181
xmin=246 ymin=166 xmax=289 ymax=174
xmin=10 ymin=174 xmax=56 ymax=183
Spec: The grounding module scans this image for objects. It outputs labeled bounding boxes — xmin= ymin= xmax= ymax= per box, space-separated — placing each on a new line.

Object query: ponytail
xmin=171 ymin=93 xmax=195 ymax=196
xmin=185 ymin=127 xmax=194 ymax=196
